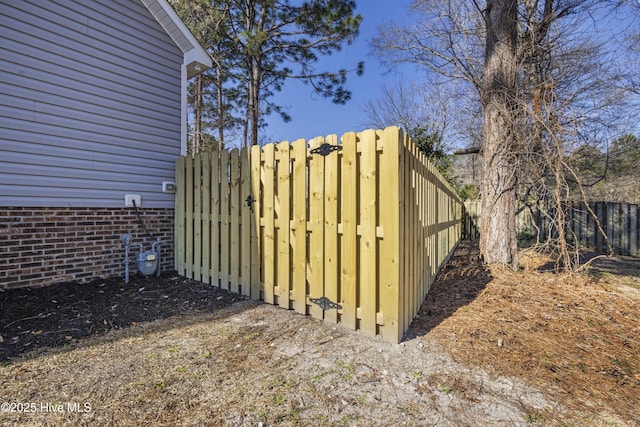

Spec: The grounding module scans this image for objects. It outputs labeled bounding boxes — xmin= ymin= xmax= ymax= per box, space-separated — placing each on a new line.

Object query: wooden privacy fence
xmin=462 ymin=200 xmax=532 ymax=241
xmin=463 ymin=200 xmax=639 ymax=256
xmin=175 ymin=126 xmax=462 ymax=343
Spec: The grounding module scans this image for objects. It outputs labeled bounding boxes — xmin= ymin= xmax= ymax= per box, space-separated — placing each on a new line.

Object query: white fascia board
xmin=180 ymin=65 xmax=187 ymax=155
xmin=143 ymin=0 xmax=212 ymax=76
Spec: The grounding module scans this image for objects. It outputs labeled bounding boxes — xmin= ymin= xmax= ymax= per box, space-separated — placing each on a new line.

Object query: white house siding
xmin=0 ymin=0 xmax=183 ymax=208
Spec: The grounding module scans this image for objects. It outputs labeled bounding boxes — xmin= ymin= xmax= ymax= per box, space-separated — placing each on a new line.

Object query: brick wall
xmin=0 ymin=207 xmax=174 ymax=289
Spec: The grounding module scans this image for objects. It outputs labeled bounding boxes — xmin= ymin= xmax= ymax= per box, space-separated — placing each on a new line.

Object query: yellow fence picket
xmin=340 ymin=132 xmax=358 ymax=330
xmin=201 ymin=152 xmax=211 ymax=284
xmin=416 ymin=148 xmax=425 ymax=316
xmin=230 ymin=149 xmax=240 ymax=294
xmin=291 ymin=139 xmax=307 ymax=313
xmin=175 ymin=156 xmax=185 ymax=275
xmin=307 ymin=137 xmax=325 ymax=320
xmin=240 ymin=147 xmax=251 ymax=296
xmin=193 ymin=154 xmax=202 ymax=282
xmin=401 ymin=136 xmax=411 ymax=328
xmin=378 ymin=127 xmax=402 ymax=342
xmin=219 ymin=149 xmax=230 ymax=290
xmin=323 ymin=134 xmax=340 ymax=324
xmin=185 ymin=154 xmax=194 ymax=279
xmin=358 ymin=130 xmax=378 ymax=336
xmin=429 ymin=161 xmax=437 ymax=285
xmin=250 ymin=145 xmax=261 ymax=298
xmin=210 ymin=152 xmax=220 ymax=287
xmin=275 ymin=141 xmax=291 ymax=308
xmin=407 ymin=142 xmax=416 ymax=323
xmin=262 ymin=144 xmax=276 ymax=304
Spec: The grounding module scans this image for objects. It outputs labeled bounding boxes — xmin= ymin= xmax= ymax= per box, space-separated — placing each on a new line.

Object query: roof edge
xmin=141 ymin=0 xmax=212 ymax=78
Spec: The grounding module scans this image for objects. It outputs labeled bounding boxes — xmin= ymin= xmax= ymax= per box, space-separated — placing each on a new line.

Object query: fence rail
xmin=463 ymin=200 xmax=639 ymax=257
xmin=175 ymin=127 xmax=462 ymax=343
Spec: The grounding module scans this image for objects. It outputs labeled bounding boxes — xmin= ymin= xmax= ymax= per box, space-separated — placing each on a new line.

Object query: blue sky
xmin=262 ymin=1 xmax=415 ymax=145
xmin=260 ymin=1 xmax=640 ymax=147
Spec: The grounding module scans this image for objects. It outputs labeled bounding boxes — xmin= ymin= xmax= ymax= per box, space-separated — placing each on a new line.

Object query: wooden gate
xmin=175 ymin=127 xmax=462 ymax=343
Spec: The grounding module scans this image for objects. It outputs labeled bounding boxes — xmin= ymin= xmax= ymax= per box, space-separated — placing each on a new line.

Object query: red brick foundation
xmin=0 ymin=207 xmax=174 ymax=289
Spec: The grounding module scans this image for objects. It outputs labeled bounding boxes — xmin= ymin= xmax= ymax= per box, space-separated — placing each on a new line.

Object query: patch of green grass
xmin=337 ymin=361 xmax=354 ymax=372
xmin=243 ymin=331 xmax=261 ymax=340
xmin=337 ymin=361 xmax=355 ymax=381
xmin=437 ymin=383 xmax=451 ymax=395
xmin=613 ymin=358 xmax=633 ymax=375
xmin=524 ymin=412 xmax=544 ymax=425
xmin=285 ymin=408 xmax=302 ymax=421
xmin=315 ymin=414 xmax=330 ymax=427
xmin=340 ymin=414 xmax=356 ymax=426
xmin=311 ymin=371 xmax=328 ymax=382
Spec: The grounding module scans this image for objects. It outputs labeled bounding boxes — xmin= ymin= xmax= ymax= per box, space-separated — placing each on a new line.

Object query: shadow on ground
xmin=3 ymin=241 xmax=497 ymax=361
xmin=0 ymin=272 xmax=252 ymax=362
xmin=405 ymin=240 xmax=492 ymax=340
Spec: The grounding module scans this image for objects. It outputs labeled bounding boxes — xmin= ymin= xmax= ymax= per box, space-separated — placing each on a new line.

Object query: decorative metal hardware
xmin=245 ymin=195 xmax=255 ymax=212
xmin=310 ymin=143 xmax=342 ymax=157
xmin=310 ymin=296 xmax=342 ymax=310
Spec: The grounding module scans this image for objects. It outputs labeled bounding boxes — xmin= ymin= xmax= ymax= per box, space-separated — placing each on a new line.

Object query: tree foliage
xmin=372 ymin=0 xmax=639 ymax=269
xmin=171 ymin=0 xmax=363 ymax=149
xmin=569 ymin=134 xmax=640 ymax=203
xmin=170 ymin=0 xmax=241 ymax=151
xmin=360 ymin=81 xmax=457 ymax=183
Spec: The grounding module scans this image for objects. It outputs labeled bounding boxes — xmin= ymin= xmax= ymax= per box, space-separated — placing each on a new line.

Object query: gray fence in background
xmin=463 ymin=201 xmax=639 ymax=257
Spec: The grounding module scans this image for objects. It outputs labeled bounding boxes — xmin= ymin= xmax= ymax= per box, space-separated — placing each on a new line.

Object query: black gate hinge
xmin=309 ymin=296 xmax=342 ymax=310
xmin=310 ymin=143 xmax=342 ymax=157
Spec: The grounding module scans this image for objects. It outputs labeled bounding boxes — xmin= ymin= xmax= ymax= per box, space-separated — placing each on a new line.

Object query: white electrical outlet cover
xmin=125 ymin=194 xmax=141 ymax=207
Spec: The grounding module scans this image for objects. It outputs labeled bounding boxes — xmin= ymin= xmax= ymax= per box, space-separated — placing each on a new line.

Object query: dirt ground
xmin=1 ymin=241 xmax=638 ymax=426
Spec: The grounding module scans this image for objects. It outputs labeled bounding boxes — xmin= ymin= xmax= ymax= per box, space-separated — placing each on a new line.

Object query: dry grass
xmin=1 ymin=242 xmax=639 ymax=426
xmin=422 ymin=244 xmax=640 ymax=425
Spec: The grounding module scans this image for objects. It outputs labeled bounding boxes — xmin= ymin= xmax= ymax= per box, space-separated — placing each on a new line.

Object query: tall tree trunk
xmin=242 ymin=72 xmax=253 ymax=147
xmin=193 ymin=74 xmax=203 ymax=154
xmin=249 ymin=59 xmax=260 ymax=146
xmin=215 ymin=48 xmax=225 ymax=148
xmin=480 ymin=0 xmax=519 ymax=267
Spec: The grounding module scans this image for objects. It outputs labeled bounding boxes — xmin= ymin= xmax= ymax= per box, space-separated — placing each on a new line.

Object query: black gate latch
xmin=245 ymin=195 xmax=255 ymax=212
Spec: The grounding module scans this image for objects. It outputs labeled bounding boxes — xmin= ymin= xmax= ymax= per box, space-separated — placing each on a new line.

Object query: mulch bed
xmin=0 ymin=273 xmax=243 ymax=362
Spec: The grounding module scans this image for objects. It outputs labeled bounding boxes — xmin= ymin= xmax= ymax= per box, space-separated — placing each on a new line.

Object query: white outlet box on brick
xmin=124 ymin=194 xmax=141 ymax=207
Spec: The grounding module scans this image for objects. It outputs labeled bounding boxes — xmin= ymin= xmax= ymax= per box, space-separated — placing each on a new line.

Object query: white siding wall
xmin=0 ymin=0 xmax=183 ymax=208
